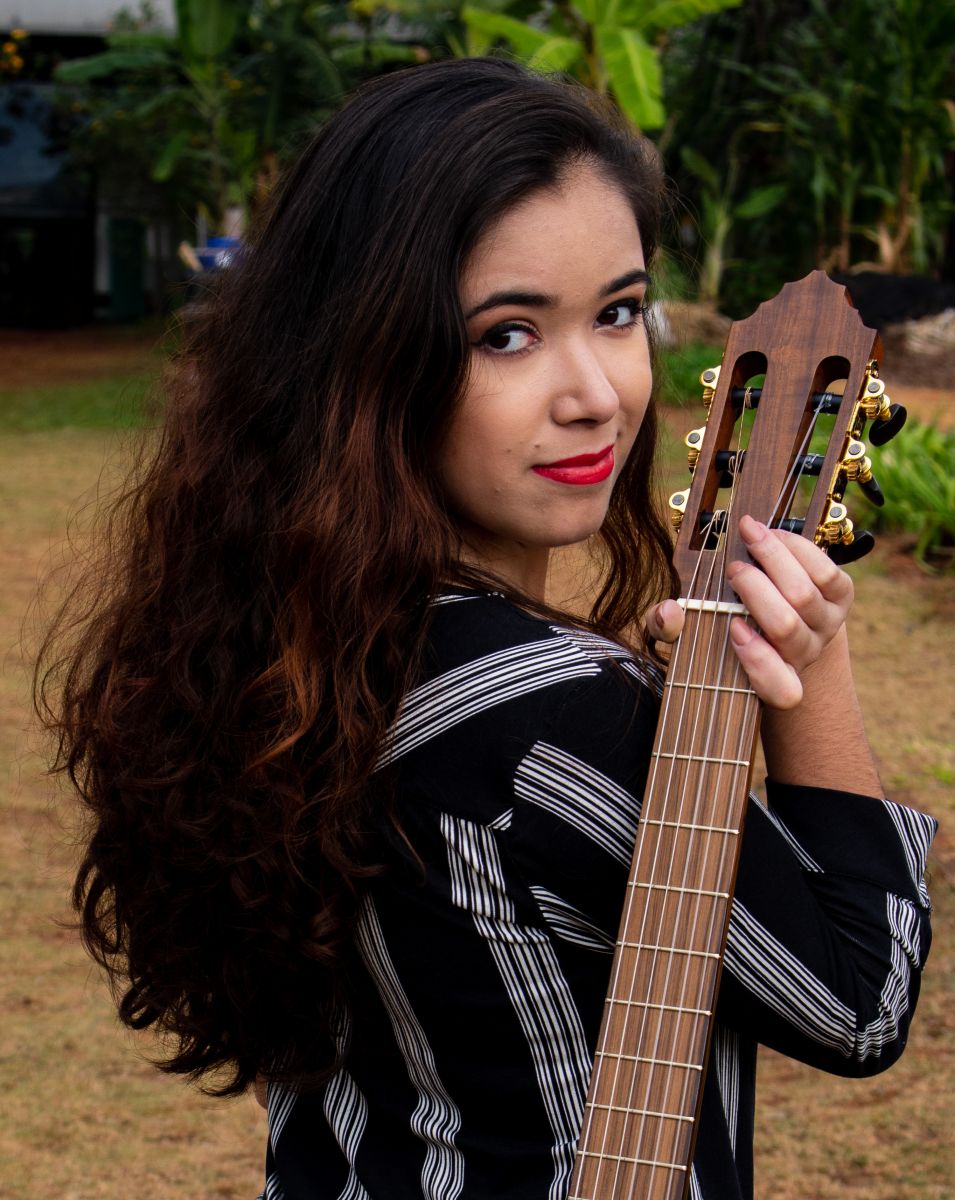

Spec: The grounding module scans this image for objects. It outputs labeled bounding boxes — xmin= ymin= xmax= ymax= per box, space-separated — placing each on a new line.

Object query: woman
xmin=39 ymin=58 xmax=934 ymax=1200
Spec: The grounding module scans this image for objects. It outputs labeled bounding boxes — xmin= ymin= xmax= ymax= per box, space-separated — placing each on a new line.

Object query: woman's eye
xmin=478 ymin=324 xmax=538 ymax=354
xmin=597 ymin=299 xmax=644 ymax=328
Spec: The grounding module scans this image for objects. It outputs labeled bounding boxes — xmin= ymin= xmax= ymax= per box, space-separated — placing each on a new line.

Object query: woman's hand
xmin=647 ymin=514 xmax=854 ymax=710
xmin=650 ymin=514 xmax=879 ymax=793
xmin=725 ymin=514 xmax=854 ymax=708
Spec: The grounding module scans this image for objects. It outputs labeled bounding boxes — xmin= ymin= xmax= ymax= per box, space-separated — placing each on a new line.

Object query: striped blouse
xmin=261 ymin=589 xmax=936 ymax=1200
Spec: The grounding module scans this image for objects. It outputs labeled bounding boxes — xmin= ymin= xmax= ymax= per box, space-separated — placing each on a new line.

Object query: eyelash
xmin=475 ymin=299 xmax=645 ymax=357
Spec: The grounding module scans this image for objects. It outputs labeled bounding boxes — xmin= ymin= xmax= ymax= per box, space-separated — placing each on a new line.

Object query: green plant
xmin=733 ymin=0 xmax=955 ymax=275
xmin=54 ymin=0 xmax=430 ymax=233
xmin=680 ymin=137 xmax=784 ymax=304
xmin=868 ymin=420 xmax=955 ymax=570
xmin=457 ymin=0 xmax=743 ymax=132
xmin=656 ymin=341 xmax=721 ymax=408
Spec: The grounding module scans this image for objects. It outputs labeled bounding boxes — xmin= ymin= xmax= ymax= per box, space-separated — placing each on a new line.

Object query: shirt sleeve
xmin=718 ymin=781 xmax=937 ymax=1076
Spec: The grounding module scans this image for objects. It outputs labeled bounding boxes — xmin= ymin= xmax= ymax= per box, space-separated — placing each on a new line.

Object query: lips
xmin=532 ymin=444 xmax=615 ymax=486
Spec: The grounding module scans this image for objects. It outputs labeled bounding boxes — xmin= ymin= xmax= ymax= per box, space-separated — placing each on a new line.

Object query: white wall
xmin=2 ymin=0 xmax=176 ymax=34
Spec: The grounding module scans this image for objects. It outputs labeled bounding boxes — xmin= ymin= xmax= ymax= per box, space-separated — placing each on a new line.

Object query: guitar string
xmin=610 ymin=386 xmax=829 ymax=1195
xmin=580 ymin=382 xmax=832 ymax=1197
xmin=628 ymin=395 xmax=754 ymax=1191
xmin=583 ymin=516 xmax=719 ymax=1198
xmin=582 ymin=521 xmax=716 ymax=1196
xmin=598 ymin=392 xmax=750 ymax=1197
xmin=658 ymin=391 xmax=830 ymax=1186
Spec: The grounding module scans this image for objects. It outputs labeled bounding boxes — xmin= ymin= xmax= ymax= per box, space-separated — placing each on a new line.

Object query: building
xmin=0 ymin=1 xmax=178 ymax=326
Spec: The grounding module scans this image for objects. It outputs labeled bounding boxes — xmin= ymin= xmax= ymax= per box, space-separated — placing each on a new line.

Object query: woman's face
xmin=441 ymin=162 xmax=652 ymax=595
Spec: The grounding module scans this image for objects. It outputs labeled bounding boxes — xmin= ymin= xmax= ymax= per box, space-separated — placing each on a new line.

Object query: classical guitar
xmin=568 ymin=271 xmax=906 ymax=1200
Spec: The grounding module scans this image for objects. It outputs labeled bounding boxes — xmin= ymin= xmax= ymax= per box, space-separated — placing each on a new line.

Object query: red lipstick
xmin=533 ymin=445 xmax=615 ymax=486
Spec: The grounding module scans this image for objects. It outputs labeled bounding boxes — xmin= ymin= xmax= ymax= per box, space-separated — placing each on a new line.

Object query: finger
xmin=725 ymin=559 xmax=819 ymax=666
xmin=646 ymin=598 xmax=685 ymax=644
xmin=733 ymin=516 xmax=851 ymax=629
xmin=729 ymin=618 xmax=803 ymax=709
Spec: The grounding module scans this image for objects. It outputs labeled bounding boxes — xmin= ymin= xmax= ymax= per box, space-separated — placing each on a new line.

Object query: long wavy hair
xmin=36 ymin=57 xmax=678 ymax=1095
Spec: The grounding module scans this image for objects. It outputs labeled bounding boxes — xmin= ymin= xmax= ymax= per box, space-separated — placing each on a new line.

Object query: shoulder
xmin=380 ymin=589 xmax=660 ymax=791
xmin=425 ymin=588 xmax=662 ymax=693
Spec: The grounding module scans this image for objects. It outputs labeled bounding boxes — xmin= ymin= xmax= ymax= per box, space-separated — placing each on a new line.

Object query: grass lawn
xmin=1 ymin=349 xmax=951 ymax=1197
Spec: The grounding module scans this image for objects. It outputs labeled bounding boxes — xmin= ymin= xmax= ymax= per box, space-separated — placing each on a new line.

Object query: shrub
xmin=869 ymin=419 xmax=955 ymax=570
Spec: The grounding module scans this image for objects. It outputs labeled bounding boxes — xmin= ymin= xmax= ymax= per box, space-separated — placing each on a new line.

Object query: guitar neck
xmin=569 ymin=609 xmax=759 ymax=1200
xmin=569 ymin=271 xmax=892 ymax=1199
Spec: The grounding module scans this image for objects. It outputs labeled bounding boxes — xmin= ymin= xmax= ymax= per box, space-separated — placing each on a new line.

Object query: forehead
xmin=460 ymin=165 xmax=644 ymax=300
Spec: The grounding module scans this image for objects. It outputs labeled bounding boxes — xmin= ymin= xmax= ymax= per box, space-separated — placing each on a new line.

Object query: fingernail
xmin=741 ymin=516 xmax=768 ymax=541
xmin=726 ymin=561 xmax=744 ymax=582
xmin=730 ymin=619 xmax=754 ymax=646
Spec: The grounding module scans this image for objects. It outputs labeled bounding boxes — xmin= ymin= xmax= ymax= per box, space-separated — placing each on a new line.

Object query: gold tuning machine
xmin=842 ymin=436 xmax=885 ymax=505
xmin=700 ymin=365 xmax=721 ymax=410
xmin=843 ymin=438 xmax=874 ymax=484
xmin=685 ymin=426 xmax=706 ymax=472
xmin=669 ymin=490 xmax=688 ymax=532
xmin=818 ymin=501 xmax=855 ymax=546
xmin=858 ymin=361 xmax=891 ymax=422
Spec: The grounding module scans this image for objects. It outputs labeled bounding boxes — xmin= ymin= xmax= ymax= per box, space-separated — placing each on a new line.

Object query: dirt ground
xmin=1 ymin=327 xmax=952 ymax=1197
xmin=0 ymin=325 xmax=168 ymax=391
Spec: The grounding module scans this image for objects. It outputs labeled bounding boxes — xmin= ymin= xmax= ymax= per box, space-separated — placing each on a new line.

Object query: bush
xmin=869 ymin=420 xmax=955 ymax=570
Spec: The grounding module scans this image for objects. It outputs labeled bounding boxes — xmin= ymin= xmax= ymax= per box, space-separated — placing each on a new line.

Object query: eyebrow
xmin=464 ymin=268 xmax=651 ymax=321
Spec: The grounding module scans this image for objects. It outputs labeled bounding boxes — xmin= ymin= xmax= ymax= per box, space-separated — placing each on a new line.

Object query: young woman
xmin=39 ymin=58 xmax=934 ymax=1200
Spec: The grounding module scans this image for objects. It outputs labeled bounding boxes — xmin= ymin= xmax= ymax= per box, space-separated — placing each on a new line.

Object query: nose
xmin=550 ymin=338 xmax=620 ymax=426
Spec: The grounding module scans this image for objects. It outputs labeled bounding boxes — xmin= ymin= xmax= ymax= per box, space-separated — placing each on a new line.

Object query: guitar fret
xmin=577 ymin=1150 xmax=687 ymax=1170
xmin=588 ymin=1102 xmax=694 ymax=1123
xmin=629 ymin=881 xmax=730 ymax=899
xmin=618 ymin=940 xmax=720 ymax=960
xmin=655 ymin=751 xmax=750 ymax=766
xmin=642 ymin=817 xmax=739 ymax=835
xmin=606 ymin=997 xmax=711 ymax=1016
xmin=593 ymin=1050 xmax=702 ymax=1071
xmin=665 ymin=681 xmax=755 ymax=695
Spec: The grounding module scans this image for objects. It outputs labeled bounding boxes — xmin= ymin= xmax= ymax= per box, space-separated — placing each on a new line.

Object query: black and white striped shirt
xmin=262 ymin=589 xmax=935 ymax=1200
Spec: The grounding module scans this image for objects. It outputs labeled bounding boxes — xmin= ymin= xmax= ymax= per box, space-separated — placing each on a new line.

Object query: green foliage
xmin=665 ymin=0 xmax=955 ymax=305
xmin=54 ymin=0 xmax=437 ymax=232
xmin=656 ymin=342 xmax=721 ymax=408
xmin=680 ymin=140 xmax=785 ymax=303
xmin=868 ymin=420 xmax=955 ymax=570
xmin=460 ymin=0 xmax=742 ymax=132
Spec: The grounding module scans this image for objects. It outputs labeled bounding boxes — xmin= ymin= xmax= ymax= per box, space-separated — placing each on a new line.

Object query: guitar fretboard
xmin=569 ymin=609 xmax=759 ymax=1200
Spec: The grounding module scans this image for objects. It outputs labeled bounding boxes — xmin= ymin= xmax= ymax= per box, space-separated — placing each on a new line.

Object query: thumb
xmin=647 ymin=598 xmax=684 ymax=644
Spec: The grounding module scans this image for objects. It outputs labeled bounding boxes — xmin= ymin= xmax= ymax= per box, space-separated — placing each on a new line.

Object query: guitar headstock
xmin=668 ymin=271 xmax=907 ymax=602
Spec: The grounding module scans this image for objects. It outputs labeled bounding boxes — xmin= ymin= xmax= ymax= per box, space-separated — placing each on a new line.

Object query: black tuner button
xmin=715 ymin=448 xmax=744 ymax=485
xmin=775 ymin=518 xmax=805 ymax=534
xmin=828 ymin=530 xmax=876 ymax=564
xmin=857 ymin=474 xmax=885 ymax=507
xmin=796 ymin=453 xmax=826 ymax=476
xmin=869 ymin=403 xmax=907 ymax=446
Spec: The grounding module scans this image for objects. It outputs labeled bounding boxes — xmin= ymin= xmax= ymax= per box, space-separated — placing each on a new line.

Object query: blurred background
xmin=1 ymin=1 xmax=952 ymax=1196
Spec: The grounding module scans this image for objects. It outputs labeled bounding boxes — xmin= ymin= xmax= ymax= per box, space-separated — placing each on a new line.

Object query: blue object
xmin=196 ymin=235 xmax=242 ymax=271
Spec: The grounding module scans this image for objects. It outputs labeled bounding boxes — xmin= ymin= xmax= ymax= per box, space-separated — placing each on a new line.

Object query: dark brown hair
xmin=36 ymin=57 xmax=678 ymax=1095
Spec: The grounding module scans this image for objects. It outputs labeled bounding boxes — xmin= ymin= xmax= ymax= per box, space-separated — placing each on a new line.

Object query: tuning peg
xmin=729 ymin=388 xmax=844 ymax=415
xmin=842 ymin=439 xmax=885 ymax=506
xmin=685 ymin=426 xmax=706 ymax=473
xmin=700 ymin=366 xmax=721 ymax=410
xmin=715 ymin=449 xmax=743 ymax=485
xmin=828 ymin=531 xmax=876 ymax=564
xmin=818 ymin=502 xmax=854 ymax=546
xmin=868 ymin=403 xmax=907 ymax=446
xmin=796 ymin=452 xmax=826 ymax=476
xmin=669 ymin=490 xmax=688 ymax=532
